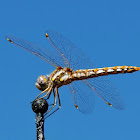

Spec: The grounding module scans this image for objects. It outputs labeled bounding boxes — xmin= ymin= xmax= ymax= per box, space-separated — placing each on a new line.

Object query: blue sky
xmin=0 ymin=0 xmax=140 ymax=140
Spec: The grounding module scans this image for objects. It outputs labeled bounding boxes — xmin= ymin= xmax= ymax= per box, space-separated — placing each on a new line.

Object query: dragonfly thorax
xmin=51 ymin=68 xmax=73 ymax=88
xmin=35 ymin=75 xmax=50 ymax=91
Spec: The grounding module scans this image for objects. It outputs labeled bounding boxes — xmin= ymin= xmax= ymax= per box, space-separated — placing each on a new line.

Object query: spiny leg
xmin=36 ymin=87 xmax=49 ymax=99
xmin=57 ymin=90 xmax=61 ymax=108
xmin=44 ymin=88 xmax=61 ymax=119
xmin=47 ymin=88 xmax=56 ymax=106
xmin=46 ymin=90 xmax=53 ymax=100
xmin=45 ymin=87 xmax=58 ymax=115
xmin=37 ymin=86 xmax=53 ymax=100
xmin=44 ymin=108 xmax=59 ymax=119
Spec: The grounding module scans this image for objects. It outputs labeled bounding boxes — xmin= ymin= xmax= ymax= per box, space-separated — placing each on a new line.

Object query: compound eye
xmin=35 ymin=75 xmax=49 ymax=91
xmin=37 ymin=75 xmax=47 ymax=85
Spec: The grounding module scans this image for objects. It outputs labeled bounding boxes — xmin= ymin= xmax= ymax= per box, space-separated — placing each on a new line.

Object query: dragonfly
xmin=6 ymin=30 xmax=140 ymax=117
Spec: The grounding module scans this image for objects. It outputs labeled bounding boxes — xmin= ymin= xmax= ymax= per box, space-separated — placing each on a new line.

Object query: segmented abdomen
xmin=72 ymin=66 xmax=140 ymax=80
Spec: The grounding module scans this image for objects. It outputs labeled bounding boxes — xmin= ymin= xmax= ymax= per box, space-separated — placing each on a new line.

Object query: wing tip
xmin=75 ymin=104 xmax=79 ymax=109
xmin=107 ymin=102 xmax=125 ymax=110
xmin=45 ymin=33 xmax=49 ymax=38
xmin=107 ymin=102 xmax=113 ymax=107
xmin=6 ymin=37 xmax=13 ymax=43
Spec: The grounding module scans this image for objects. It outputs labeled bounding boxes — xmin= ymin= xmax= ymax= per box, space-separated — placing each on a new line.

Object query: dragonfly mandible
xmin=6 ymin=30 xmax=140 ymax=116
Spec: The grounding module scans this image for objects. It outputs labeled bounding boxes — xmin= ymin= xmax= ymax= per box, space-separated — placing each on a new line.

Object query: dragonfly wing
xmin=83 ymin=77 xmax=125 ymax=110
xmin=6 ymin=35 xmax=64 ymax=67
xmin=68 ymin=81 xmax=95 ymax=114
xmin=7 ymin=32 xmax=125 ymax=111
xmin=46 ymin=30 xmax=93 ymax=70
xmin=46 ymin=30 xmax=125 ymax=110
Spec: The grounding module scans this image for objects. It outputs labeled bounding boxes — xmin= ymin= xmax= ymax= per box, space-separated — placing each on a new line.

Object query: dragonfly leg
xmin=36 ymin=87 xmax=49 ymax=99
xmin=45 ymin=87 xmax=58 ymax=114
xmin=37 ymin=87 xmax=53 ymax=100
xmin=46 ymin=91 xmax=52 ymax=100
xmin=44 ymin=87 xmax=61 ymax=119
xmin=57 ymin=89 xmax=61 ymax=108
xmin=45 ymin=89 xmax=56 ymax=106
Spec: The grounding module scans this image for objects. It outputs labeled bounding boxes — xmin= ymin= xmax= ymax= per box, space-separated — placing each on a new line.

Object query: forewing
xmin=83 ymin=77 xmax=125 ymax=110
xmin=46 ymin=30 xmax=93 ymax=70
xmin=68 ymin=81 xmax=95 ymax=114
xmin=6 ymin=35 xmax=64 ymax=67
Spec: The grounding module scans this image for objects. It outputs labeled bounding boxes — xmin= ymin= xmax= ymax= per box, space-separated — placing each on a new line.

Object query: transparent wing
xmin=83 ymin=77 xmax=125 ymax=110
xmin=68 ymin=81 xmax=95 ymax=114
xmin=6 ymin=32 xmax=125 ymax=110
xmin=46 ymin=30 xmax=93 ymax=70
xmin=6 ymin=35 xmax=64 ymax=67
xmin=46 ymin=30 xmax=125 ymax=110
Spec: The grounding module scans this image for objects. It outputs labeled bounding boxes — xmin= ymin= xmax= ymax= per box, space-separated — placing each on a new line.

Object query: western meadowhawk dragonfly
xmin=6 ymin=30 xmax=140 ymax=117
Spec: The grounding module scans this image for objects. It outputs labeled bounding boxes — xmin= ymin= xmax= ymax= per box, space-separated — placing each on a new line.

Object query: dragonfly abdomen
xmin=72 ymin=66 xmax=140 ymax=80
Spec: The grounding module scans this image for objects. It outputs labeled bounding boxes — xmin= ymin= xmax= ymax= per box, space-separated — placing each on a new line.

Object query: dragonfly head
xmin=35 ymin=75 xmax=50 ymax=91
